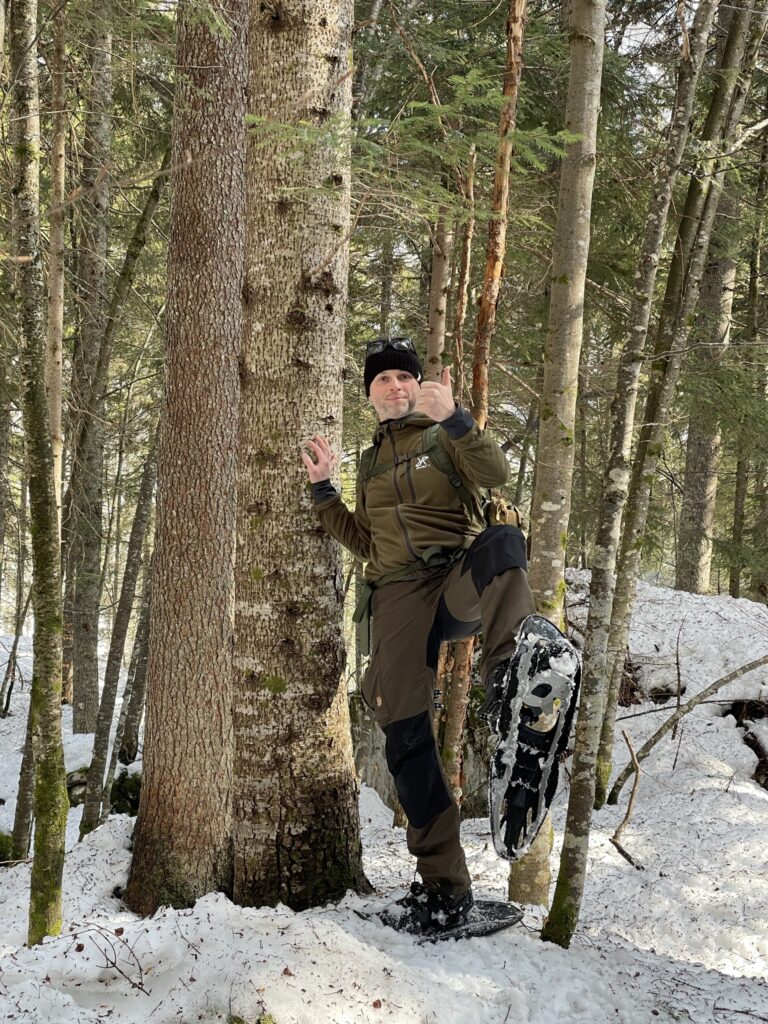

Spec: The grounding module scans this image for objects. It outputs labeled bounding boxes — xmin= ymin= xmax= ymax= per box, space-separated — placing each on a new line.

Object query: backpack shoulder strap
xmin=359 ymin=443 xmax=379 ymax=485
xmin=423 ymin=426 xmax=482 ymax=524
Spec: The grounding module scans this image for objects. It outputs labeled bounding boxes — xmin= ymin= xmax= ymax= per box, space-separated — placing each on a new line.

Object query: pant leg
xmin=362 ymin=575 xmax=472 ymax=894
xmin=441 ymin=525 xmax=536 ymax=681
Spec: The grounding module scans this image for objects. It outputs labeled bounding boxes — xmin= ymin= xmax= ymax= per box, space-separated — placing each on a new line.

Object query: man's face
xmin=368 ymin=370 xmax=421 ymax=421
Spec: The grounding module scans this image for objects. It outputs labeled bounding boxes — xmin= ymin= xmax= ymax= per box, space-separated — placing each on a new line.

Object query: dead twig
xmin=610 ymin=732 xmax=644 ymax=870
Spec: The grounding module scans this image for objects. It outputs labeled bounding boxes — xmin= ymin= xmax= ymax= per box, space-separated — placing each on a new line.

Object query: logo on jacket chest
xmin=414 ymin=455 xmax=431 ymax=470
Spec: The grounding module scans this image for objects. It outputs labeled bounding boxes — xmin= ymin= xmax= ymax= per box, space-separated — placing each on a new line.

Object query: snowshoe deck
xmin=488 ymin=614 xmax=581 ymax=862
xmin=355 ymin=899 xmax=524 ymax=943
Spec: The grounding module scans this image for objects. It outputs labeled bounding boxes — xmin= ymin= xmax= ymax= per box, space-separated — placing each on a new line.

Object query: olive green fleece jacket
xmin=313 ymin=410 xmax=509 ymax=582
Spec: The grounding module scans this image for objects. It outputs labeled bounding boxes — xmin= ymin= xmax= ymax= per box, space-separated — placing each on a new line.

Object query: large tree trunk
xmin=10 ymin=0 xmax=69 ymax=944
xmin=676 ymin=186 xmax=739 ymax=593
xmin=523 ymin=0 xmax=606 ymax=947
xmin=596 ymin=0 xmax=768 ymax=804
xmin=123 ymin=0 xmax=246 ymax=915
xmin=80 ymin=447 xmax=156 ymax=836
xmin=233 ymin=0 xmax=368 ymax=909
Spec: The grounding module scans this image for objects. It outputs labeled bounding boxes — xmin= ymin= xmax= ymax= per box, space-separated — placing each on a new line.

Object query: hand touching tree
xmin=301 ymin=435 xmax=338 ymax=483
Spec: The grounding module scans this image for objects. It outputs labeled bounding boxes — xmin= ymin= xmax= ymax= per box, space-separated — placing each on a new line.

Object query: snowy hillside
xmin=1 ymin=580 xmax=768 ymax=1023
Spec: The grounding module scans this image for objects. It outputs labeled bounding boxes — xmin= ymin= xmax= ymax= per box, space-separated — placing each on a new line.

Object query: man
xmin=301 ymin=337 xmax=537 ymax=931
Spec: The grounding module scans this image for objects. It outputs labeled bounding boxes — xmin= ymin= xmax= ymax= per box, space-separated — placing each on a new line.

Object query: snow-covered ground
xmin=2 ymin=579 xmax=768 ymax=1023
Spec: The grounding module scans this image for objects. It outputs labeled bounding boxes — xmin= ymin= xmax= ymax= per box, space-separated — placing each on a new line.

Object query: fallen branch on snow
xmin=608 ymin=653 xmax=768 ymax=805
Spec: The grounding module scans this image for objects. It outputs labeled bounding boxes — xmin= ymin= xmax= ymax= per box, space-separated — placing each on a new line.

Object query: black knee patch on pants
xmin=463 ymin=525 xmax=528 ymax=594
xmin=384 ymin=712 xmax=453 ymax=829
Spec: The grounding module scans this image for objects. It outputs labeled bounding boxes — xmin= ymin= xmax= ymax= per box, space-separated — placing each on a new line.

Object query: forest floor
xmin=1 ymin=576 xmax=768 ymax=1023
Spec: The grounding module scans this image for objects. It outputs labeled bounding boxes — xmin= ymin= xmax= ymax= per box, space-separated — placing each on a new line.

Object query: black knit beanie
xmin=364 ymin=345 xmax=423 ymax=396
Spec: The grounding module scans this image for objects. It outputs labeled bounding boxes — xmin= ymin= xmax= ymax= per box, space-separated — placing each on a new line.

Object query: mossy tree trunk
xmin=232 ymin=0 xmax=369 ymax=908
xmin=10 ymin=0 xmax=69 ymax=945
xmin=123 ymin=0 xmax=246 ymax=915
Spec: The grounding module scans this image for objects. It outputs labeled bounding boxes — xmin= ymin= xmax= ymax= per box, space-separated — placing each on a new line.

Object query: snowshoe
xmin=486 ymin=614 xmax=581 ymax=861
xmin=355 ymin=884 xmax=523 ymax=943
xmin=381 ymin=881 xmax=474 ymax=934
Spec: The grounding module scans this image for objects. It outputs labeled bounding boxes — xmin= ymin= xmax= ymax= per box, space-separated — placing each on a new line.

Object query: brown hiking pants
xmin=361 ymin=525 xmax=536 ymax=894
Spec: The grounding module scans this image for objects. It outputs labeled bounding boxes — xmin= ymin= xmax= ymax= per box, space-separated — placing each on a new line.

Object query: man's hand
xmin=301 ymin=435 xmax=338 ymax=483
xmin=413 ymin=365 xmax=456 ymax=422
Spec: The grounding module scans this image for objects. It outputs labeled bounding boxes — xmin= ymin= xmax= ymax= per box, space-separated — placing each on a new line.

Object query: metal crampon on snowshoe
xmin=486 ymin=614 xmax=581 ymax=861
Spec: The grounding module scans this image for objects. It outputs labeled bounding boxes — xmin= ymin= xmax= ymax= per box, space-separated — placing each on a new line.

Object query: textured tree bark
xmin=80 ymin=448 xmax=156 ymax=836
xmin=123 ymin=0 xmax=246 ymax=915
xmin=526 ymin=0 xmax=605 ymax=624
xmin=233 ymin=0 xmax=368 ymax=909
xmin=470 ymin=0 xmax=525 ymax=432
xmin=10 ymin=0 xmax=69 ymax=944
xmin=676 ymin=186 xmax=739 ymax=593
xmin=425 ymin=213 xmax=453 ymax=378
xmin=596 ymin=0 xmax=768 ymax=805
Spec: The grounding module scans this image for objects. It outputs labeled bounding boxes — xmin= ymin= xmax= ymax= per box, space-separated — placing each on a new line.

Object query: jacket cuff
xmin=439 ymin=405 xmax=474 ymax=440
xmin=312 ymin=479 xmax=339 ymax=504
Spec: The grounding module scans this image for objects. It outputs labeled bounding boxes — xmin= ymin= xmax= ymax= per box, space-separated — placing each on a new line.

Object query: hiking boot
xmin=396 ymin=881 xmax=474 ymax=933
